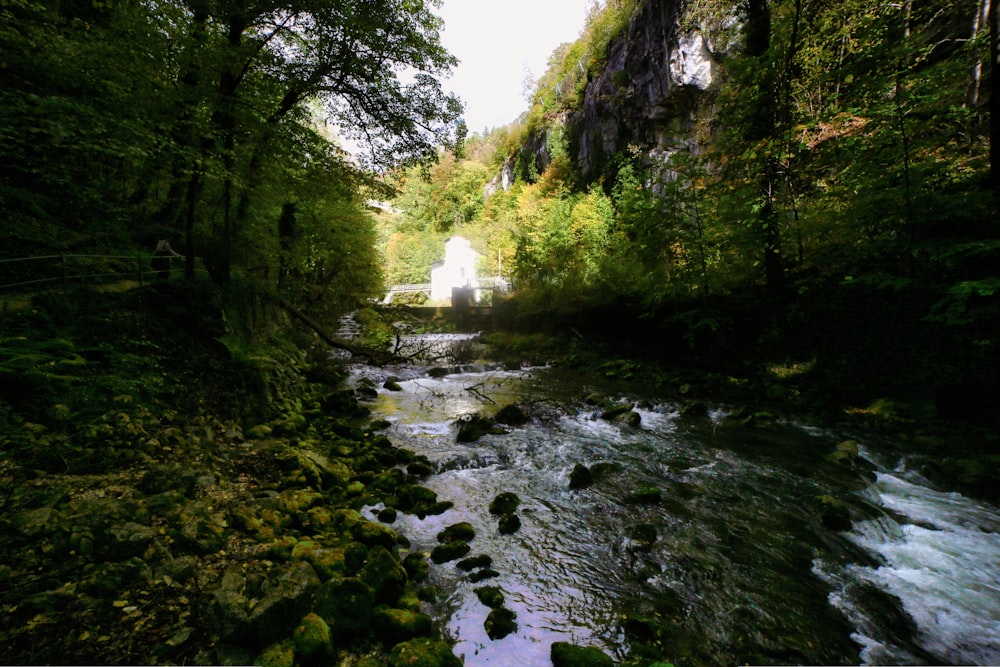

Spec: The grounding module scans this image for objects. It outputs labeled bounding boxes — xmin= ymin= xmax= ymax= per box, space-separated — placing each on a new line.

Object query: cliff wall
xmin=521 ymin=0 xmax=743 ymax=184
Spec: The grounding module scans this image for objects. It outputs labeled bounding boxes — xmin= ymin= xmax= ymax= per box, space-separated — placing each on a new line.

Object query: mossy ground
xmin=0 ymin=283 xmax=456 ymax=665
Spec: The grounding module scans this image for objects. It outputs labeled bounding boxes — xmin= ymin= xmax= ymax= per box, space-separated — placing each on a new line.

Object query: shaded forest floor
xmin=0 ymin=283 xmax=463 ymax=666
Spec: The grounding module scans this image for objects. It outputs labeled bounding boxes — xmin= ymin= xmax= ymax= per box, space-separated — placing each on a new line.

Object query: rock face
xmin=521 ymin=0 xmax=742 ymax=183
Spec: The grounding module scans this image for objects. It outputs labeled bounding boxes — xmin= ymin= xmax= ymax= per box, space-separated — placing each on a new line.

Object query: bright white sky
xmin=436 ymin=0 xmax=594 ymax=134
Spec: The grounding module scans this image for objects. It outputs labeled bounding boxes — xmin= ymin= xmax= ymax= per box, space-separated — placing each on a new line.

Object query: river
xmin=345 ymin=332 xmax=1000 ymax=666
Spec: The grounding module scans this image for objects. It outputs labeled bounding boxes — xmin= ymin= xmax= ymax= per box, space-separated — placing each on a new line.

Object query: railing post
xmin=61 ymin=254 xmax=67 ymax=294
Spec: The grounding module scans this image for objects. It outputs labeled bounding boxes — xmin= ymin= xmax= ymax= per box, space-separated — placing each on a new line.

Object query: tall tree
xmin=159 ymin=0 xmax=463 ymax=282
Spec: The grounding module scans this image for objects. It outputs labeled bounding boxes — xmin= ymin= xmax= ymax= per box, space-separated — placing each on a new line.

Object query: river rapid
xmin=345 ymin=332 xmax=1000 ymax=666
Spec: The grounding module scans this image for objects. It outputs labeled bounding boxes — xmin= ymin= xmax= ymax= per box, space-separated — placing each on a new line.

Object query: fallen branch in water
xmin=278 ymin=298 xmax=393 ymax=363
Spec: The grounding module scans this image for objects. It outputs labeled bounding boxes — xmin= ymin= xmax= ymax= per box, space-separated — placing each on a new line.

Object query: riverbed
xmin=346 ymin=333 xmax=1000 ymax=666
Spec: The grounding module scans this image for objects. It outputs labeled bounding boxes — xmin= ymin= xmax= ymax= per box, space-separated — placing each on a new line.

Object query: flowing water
xmin=345 ymin=332 xmax=1000 ymax=666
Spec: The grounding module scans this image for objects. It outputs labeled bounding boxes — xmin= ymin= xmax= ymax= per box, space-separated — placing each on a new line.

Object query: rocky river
xmin=346 ymin=331 xmax=1000 ymax=667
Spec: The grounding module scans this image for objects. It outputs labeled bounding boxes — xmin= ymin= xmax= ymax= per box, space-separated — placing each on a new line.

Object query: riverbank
xmin=0 ymin=283 xmax=465 ymax=665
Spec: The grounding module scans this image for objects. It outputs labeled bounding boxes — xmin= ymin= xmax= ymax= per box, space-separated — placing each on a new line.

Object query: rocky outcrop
xmin=522 ymin=0 xmax=743 ymax=183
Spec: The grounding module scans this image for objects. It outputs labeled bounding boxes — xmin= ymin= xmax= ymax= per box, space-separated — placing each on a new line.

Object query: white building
xmin=430 ymin=236 xmax=478 ymax=302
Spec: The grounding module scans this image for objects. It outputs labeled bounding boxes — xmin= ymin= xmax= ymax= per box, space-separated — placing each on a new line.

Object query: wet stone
xmin=437 ymin=521 xmax=475 ymax=544
xmin=314 ymin=577 xmax=375 ymax=640
xmin=387 ymin=637 xmax=462 ymax=667
xmin=430 ymin=540 xmax=471 ymax=563
xmin=373 ymin=607 xmax=433 ymax=645
xmin=488 ymin=492 xmax=520 ymax=515
xmin=484 ymin=607 xmax=517 ymax=640
xmin=550 ymin=642 xmax=614 ymax=666
xmin=360 ymin=546 xmax=408 ymax=603
xmin=497 ymin=513 xmax=521 ymax=535
xmin=456 ymin=554 xmax=492 ymax=571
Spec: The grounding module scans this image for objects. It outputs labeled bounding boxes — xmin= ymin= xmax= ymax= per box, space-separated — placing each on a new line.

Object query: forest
xmin=379 ymin=0 xmax=999 ymax=411
xmin=1 ymin=0 xmax=999 ymax=665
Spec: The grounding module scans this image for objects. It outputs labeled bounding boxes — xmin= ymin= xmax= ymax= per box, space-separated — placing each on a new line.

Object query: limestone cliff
xmin=520 ymin=0 xmax=743 ymax=184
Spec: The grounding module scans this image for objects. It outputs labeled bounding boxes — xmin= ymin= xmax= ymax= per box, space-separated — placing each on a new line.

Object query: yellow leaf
xmin=113 ymin=599 xmax=128 ymax=608
xmin=78 ymin=631 xmax=91 ymax=641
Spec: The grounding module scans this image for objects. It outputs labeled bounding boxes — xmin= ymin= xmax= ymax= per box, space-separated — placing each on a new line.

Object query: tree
xmin=156 ymin=0 xmax=463 ymax=282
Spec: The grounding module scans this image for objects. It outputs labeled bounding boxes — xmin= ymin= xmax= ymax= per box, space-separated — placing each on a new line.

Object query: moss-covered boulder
xmin=456 ymin=413 xmax=495 ymax=443
xmin=291 ymin=613 xmax=332 ymax=659
xmin=474 ymin=586 xmax=505 ymax=609
xmin=373 ymin=607 xmax=434 ymax=645
xmin=430 ymin=540 xmax=471 ymax=563
xmin=488 ymin=492 xmax=520 ymax=515
xmin=437 ymin=521 xmax=476 ymax=544
xmin=395 ymin=484 xmax=439 ymax=512
xmin=384 ymin=378 xmax=404 ymax=391
xmin=456 ymin=554 xmax=492 ymax=571
xmin=497 ymin=513 xmax=521 ymax=535
xmin=550 ymin=642 xmax=615 ymax=667
xmin=360 ymin=546 xmax=408 ymax=604
xmin=402 ymin=552 xmax=430 ymax=582
xmin=468 ymin=568 xmax=500 ymax=582
xmin=484 ymin=607 xmax=517 ymax=640
xmin=247 ymin=561 xmax=321 ymax=646
xmin=256 ymin=640 xmax=295 ymax=667
xmin=494 ymin=403 xmax=529 ymax=426
xmin=387 ymin=637 xmax=462 ymax=667
xmin=314 ymin=577 xmax=376 ymax=641
xmin=290 ymin=540 xmax=346 ymax=581
xmin=278 ymin=488 xmax=324 ymax=514
xmin=600 ymin=402 xmax=633 ymax=421
xmin=351 ymin=518 xmax=399 ymax=549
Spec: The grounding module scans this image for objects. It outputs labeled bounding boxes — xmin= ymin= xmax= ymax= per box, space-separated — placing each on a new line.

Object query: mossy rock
xmin=437 ymin=521 xmax=476 ymax=544
xmin=456 ymin=413 xmax=495 ymax=443
xmin=494 ymin=403 xmax=529 ymax=426
xmin=468 ymin=568 xmax=500 ymax=583
xmin=290 ymin=540 xmax=346 ymax=581
xmin=474 ymin=586 xmax=505 ymax=609
xmin=278 ymin=488 xmax=324 ymax=514
xmin=427 ymin=367 xmax=449 ymax=378
xmin=417 ymin=501 xmax=454 ymax=518
xmin=395 ymin=484 xmax=438 ymax=512
xmin=430 ymin=540 xmax=471 ymax=563
xmin=488 ymin=492 xmax=521 ymax=515
xmin=569 ymin=464 xmax=593 ymax=490
xmin=625 ymin=485 xmax=661 ymax=504
xmin=373 ymin=607 xmax=434 ymax=646
xmin=351 ymin=518 xmax=398 ymax=549
xmin=387 ymin=637 xmax=462 ymax=667
xmin=378 ymin=507 xmax=398 ymax=523
xmin=402 ymin=552 xmax=430 ymax=582
xmin=256 ymin=640 xmax=295 ymax=667
xmin=407 ymin=460 xmax=434 ymax=477
xmin=456 ymin=554 xmax=492 ymax=571
xmin=550 ymin=641 xmax=614 ymax=667
xmin=497 ymin=513 xmax=521 ymax=535
xmin=292 ymin=613 xmax=332 ymax=659
xmin=600 ymin=402 xmax=634 ymax=421
xmin=360 ymin=547 xmax=408 ymax=604
xmin=314 ymin=577 xmax=375 ymax=640
xmin=484 ymin=607 xmax=517 ymax=640
xmin=384 ymin=379 xmax=404 ymax=391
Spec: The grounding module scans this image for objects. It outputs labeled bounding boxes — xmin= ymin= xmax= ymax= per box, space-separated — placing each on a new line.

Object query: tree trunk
xmin=991 ymin=0 xmax=1000 ymax=200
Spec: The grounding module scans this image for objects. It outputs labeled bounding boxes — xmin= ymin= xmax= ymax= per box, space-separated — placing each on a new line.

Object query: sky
xmin=436 ymin=0 xmax=594 ymax=134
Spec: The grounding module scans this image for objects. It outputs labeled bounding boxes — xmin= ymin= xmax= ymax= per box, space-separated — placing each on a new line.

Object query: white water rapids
xmin=343 ymin=332 xmax=999 ymax=666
